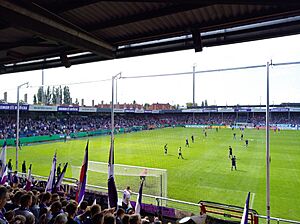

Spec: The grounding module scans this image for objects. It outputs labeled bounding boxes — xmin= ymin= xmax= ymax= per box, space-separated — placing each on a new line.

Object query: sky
xmin=1 ymin=34 xmax=300 ymax=107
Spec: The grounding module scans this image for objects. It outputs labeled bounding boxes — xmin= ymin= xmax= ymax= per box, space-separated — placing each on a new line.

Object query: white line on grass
xmin=250 ymin=192 xmax=255 ymax=209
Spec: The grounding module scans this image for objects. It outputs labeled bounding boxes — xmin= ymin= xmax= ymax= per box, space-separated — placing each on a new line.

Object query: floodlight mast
xmin=111 ymin=73 xmax=122 ymax=147
xmin=193 ymin=64 xmax=196 ymax=107
xmin=266 ymin=62 xmax=270 ymax=224
xmin=16 ymin=82 xmax=29 ymax=171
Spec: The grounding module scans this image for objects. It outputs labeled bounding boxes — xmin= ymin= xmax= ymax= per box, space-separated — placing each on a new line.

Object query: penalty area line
xmin=250 ymin=192 xmax=255 ymax=209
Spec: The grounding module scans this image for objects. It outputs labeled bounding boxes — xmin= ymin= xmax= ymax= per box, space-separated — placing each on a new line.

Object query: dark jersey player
xmin=231 ymin=156 xmax=237 ymax=171
xmin=228 ymin=146 xmax=233 ymax=158
xmin=240 ymin=133 xmax=244 ymax=141
xmin=191 ymin=135 xmax=194 ymax=143
xmin=233 ymin=133 xmax=236 ymax=139
xmin=245 ymin=139 xmax=249 ymax=147
xmin=164 ymin=144 xmax=168 ymax=155
xmin=178 ymin=147 xmax=184 ymax=159
xmin=185 ymin=138 xmax=189 ymax=147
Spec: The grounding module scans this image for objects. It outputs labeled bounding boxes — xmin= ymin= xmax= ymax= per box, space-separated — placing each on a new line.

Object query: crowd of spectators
xmin=1 ymin=112 xmax=299 ymax=139
xmin=0 ymin=182 xmax=164 ymax=224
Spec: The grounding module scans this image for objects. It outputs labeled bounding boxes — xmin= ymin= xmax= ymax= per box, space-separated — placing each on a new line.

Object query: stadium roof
xmin=1 ymin=1 xmax=300 ymax=74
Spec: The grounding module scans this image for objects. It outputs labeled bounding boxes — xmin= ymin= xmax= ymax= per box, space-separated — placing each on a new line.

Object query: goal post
xmin=71 ymin=161 xmax=167 ymax=203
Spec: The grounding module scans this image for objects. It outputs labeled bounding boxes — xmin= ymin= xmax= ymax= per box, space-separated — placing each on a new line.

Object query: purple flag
xmin=108 ymin=139 xmax=118 ymax=208
xmin=76 ymin=141 xmax=89 ymax=205
xmin=135 ymin=179 xmax=144 ymax=214
xmin=25 ymin=164 xmax=32 ymax=191
xmin=0 ymin=141 xmax=7 ymax=177
xmin=54 ymin=162 xmax=68 ymax=192
xmin=0 ymin=165 xmax=8 ymax=185
xmin=241 ymin=192 xmax=250 ymax=224
xmin=45 ymin=152 xmax=56 ymax=192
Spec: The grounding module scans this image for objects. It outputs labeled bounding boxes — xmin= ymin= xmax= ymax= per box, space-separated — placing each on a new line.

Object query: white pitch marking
xmin=250 ymin=192 xmax=255 ymax=209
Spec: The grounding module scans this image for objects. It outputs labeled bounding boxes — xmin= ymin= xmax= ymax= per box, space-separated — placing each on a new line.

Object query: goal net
xmin=71 ymin=161 xmax=167 ymax=201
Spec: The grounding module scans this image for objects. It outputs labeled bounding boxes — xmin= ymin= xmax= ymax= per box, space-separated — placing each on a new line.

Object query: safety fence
xmin=25 ymin=173 xmax=300 ymax=224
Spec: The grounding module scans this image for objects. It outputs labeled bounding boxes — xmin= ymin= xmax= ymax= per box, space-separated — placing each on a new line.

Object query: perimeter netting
xmin=71 ymin=161 xmax=167 ymax=199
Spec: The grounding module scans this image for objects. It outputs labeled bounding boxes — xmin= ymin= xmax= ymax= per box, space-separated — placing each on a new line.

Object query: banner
xmin=29 ymin=105 xmax=57 ymax=111
xmin=135 ymin=109 xmax=144 ymax=113
xmin=124 ymin=109 xmax=135 ymax=113
xmin=218 ymin=108 xmax=234 ymax=112
xmin=270 ymin=108 xmax=289 ymax=112
xmin=57 ymin=106 xmax=79 ymax=112
xmin=234 ymin=108 xmax=251 ymax=112
xmin=152 ymin=110 xmax=160 ymax=114
xmin=203 ymin=108 xmax=218 ymax=112
xmin=114 ymin=109 xmax=124 ymax=113
xmin=0 ymin=104 xmax=29 ymax=111
xmin=79 ymin=107 xmax=97 ymax=112
xmin=185 ymin=125 xmax=209 ymax=128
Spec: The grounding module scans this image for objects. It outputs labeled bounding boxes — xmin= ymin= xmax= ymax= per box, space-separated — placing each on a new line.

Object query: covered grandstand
xmin=1 ymin=1 xmax=300 ymax=224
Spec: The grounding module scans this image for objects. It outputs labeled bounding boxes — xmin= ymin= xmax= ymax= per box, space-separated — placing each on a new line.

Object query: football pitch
xmin=6 ymin=127 xmax=300 ymax=220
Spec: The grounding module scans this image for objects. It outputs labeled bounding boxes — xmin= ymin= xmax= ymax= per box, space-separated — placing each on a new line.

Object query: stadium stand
xmin=1 ymin=112 xmax=300 ymax=140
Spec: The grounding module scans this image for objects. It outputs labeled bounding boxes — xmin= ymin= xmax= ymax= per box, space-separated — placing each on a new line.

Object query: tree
xmin=37 ymin=87 xmax=43 ymax=103
xmin=52 ymin=86 xmax=57 ymax=104
xmin=63 ymin=86 xmax=71 ymax=104
xmin=33 ymin=94 xmax=37 ymax=104
xmin=75 ymin=98 xmax=79 ymax=105
xmin=59 ymin=86 xmax=63 ymax=104
xmin=54 ymin=87 xmax=60 ymax=104
xmin=133 ymin=100 xmax=136 ymax=104
xmin=204 ymin=100 xmax=208 ymax=107
xmin=186 ymin=102 xmax=193 ymax=108
xmin=201 ymin=101 xmax=204 ymax=107
xmin=45 ymin=86 xmax=51 ymax=104
xmin=144 ymin=103 xmax=150 ymax=109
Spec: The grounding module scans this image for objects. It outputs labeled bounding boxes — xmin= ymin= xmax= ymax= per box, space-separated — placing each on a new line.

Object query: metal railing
xmin=26 ymin=173 xmax=300 ymax=224
xmin=256 ymin=215 xmax=300 ymax=224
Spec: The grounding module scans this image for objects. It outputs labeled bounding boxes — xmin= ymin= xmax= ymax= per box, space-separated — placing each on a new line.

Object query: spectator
xmin=51 ymin=194 xmax=60 ymax=204
xmin=4 ymin=210 xmax=14 ymax=224
xmin=90 ymin=205 xmax=101 ymax=218
xmin=13 ymin=215 xmax=26 ymax=224
xmin=91 ymin=213 xmax=103 ymax=224
xmin=49 ymin=201 xmax=62 ymax=224
xmin=77 ymin=201 xmax=88 ymax=216
xmin=116 ymin=208 xmax=125 ymax=224
xmin=129 ymin=215 xmax=141 ymax=224
xmin=14 ymin=194 xmax=35 ymax=224
xmin=121 ymin=215 xmax=129 ymax=224
xmin=12 ymin=172 xmax=19 ymax=189
xmin=29 ymin=195 xmax=39 ymax=221
xmin=56 ymin=165 xmax=61 ymax=178
xmin=103 ymin=215 xmax=115 ymax=224
xmin=22 ymin=162 xmax=26 ymax=174
xmin=65 ymin=202 xmax=77 ymax=224
xmin=0 ymin=186 xmax=9 ymax=224
xmin=54 ymin=213 xmax=67 ymax=224
xmin=122 ymin=187 xmax=131 ymax=210
xmin=39 ymin=192 xmax=51 ymax=213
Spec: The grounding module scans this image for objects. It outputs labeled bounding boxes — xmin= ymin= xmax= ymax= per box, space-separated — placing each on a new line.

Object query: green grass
xmin=7 ymin=128 xmax=300 ymax=220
